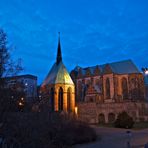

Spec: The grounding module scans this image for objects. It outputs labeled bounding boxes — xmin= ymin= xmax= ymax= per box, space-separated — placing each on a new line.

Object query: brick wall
xmin=77 ymin=102 xmax=148 ymax=124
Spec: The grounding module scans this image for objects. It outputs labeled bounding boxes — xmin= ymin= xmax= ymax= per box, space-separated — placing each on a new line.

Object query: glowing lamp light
xmin=21 ymin=97 xmax=24 ymax=101
xmin=74 ymin=106 xmax=78 ymax=115
xmin=142 ymin=68 xmax=148 ymax=75
xmin=145 ymin=70 xmax=148 ymax=75
xmin=19 ymin=102 xmax=23 ymax=106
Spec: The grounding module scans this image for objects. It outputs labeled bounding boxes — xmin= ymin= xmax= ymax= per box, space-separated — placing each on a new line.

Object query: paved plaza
xmin=75 ymin=126 xmax=148 ymax=148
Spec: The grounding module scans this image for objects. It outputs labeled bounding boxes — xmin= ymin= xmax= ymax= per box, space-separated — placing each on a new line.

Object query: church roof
xmin=42 ymin=61 xmax=74 ymax=85
xmin=42 ymin=33 xmax=74 ymax=86
xmin=73 ymin=59 xmax=140 ymax=76
xmin=107 ymin=59 xmax=140 ymax=74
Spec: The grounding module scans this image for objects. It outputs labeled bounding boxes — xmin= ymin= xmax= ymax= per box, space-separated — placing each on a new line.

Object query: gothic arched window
xmin=78 ymin=81 xmax=82 ymax=101
xmin=50 ymin=88 xmax=54 ymax=111
xmin=106 ymin=78 xmax=110 ymax=99
xmin=122 ymin=78 xmax=128 ymax=99
xmin=58 ymin=87 xmax=63 ymax=111
xmin=67 ymin=87 xmax=72 ymax=112
xmin=131 ymin=78 xmax=139 ymax=100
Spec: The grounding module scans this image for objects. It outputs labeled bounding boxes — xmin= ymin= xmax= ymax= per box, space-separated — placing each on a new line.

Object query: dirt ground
xmin=75 ymin=126 xmax=148 ymax=148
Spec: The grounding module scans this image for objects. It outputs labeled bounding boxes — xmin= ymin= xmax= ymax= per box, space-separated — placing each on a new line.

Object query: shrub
xmin=0 ymin=112 xmax=97 ymax=148
xmin=114 ymin=111 xmax=134 ymax=129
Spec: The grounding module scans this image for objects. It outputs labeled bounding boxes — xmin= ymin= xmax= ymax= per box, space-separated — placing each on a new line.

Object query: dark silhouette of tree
xmin=0 ymin=28 xmax=23 ymax=123
xmin=114 ymin=111 xmax=134 ymax=129
xmin=0 ymin=28 xmax=23 ymax=79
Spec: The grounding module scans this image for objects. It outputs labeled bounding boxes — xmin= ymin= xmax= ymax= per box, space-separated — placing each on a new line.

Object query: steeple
xmin=56 ymin=32 xmax=62 ymax=65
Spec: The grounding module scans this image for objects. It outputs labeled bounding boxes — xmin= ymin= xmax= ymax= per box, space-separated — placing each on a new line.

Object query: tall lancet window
xmin=58 ymin=87 xmax=63 ymax=111
xmin=122 ymin=78 xmax=128 ymax=99
xmin=67 ymin=87 xmax=72 ymax=112
xmin=50 ymin=88 xmax=54 ymax=111
xmin=106 ymin=78 xmax=110 ymax=99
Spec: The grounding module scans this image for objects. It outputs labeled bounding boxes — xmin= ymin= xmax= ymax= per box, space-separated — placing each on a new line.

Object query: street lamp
xmin=145 ymin=70 xmax=148 ymax=75
xmin=142 ymin=67 xmax=148 ymax=75
xmin=21 ymin=97 xmax=24 ymax=101
xmin=19 ymin=102 xmax=23 ymax=106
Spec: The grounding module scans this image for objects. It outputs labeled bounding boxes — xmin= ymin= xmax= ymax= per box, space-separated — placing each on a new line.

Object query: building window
xmin=50 ymin=88 xmax=54 ymax=111
xmin=95 ymin=78 xmax=102 ymax=93
xmin=67 ymin=87 xmax=72 ymax=112
xmin=130 ymin=78 xmax=139 ymax=100
xmin=58 ymin=87 xmax=63 ymax=111
xmin=122 ymin=78 xmax=128 ymax=99
xmin=77 ymin=81 xmax=82 ymax=101
xmin=106 ymin=78 xmax=110 ymax=99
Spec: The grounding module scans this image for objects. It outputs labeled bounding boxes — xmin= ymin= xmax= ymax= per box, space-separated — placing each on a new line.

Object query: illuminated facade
xmin=41 ymin=35 xmax=75 ymax=113
xmin=71 ymin=60 xmax=145 ymax=103
xmin=40 ymin=35 xmax=147 ymax=123
xmin=71 ymin=60 xmax=148 ymax=123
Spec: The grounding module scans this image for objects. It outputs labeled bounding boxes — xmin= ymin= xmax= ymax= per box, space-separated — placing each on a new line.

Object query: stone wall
xmin=145 ymin=85 xmax=148 ymax=101
xmin=77 ymin=102 xmax=148 ymax=124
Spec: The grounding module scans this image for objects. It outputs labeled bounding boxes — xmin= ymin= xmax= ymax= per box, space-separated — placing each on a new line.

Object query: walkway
xmin=75 ymin=126 xmax=148 ymax=148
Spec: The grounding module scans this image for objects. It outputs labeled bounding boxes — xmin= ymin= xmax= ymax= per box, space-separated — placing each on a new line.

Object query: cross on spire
xmin=56 ymin=32 xmax=62 ymax=64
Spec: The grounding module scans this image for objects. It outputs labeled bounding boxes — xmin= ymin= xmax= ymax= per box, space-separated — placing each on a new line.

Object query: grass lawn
xmin=95 ymin=122 xmax=148 ymax=130
xmin=133 ymin=122 xmax=148 ymax=130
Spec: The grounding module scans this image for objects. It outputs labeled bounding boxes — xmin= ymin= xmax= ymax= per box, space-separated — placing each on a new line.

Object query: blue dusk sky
xmin=0 ymin=0 xmax=148 ymax=84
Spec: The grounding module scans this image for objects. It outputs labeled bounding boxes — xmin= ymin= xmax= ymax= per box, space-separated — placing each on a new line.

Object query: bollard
xmin=144 ymin=143 xmax=148 ymax=148
xmin=126 ymin=131 xmax=132 ymax=148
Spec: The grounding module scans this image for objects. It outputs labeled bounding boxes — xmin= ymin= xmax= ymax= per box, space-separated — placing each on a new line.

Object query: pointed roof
xmin=56 ymin=32 xmax=62 ymax=65
xmin=72 ymin=60 xmax=140 ymax=76
xmin=42 ymin=33 xmax=74 ymax=86
xmin=42 ymin=62 xmax=74 ymax=85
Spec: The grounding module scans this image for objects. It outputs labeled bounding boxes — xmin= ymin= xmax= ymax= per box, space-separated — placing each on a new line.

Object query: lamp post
xmin=142 ymin=67 xmax=148 ymax=101
xmin=142 ymin=67 xmax=148 ymax=75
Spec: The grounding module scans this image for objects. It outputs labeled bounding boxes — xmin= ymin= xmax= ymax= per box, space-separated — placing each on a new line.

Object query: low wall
xmin=77 ymin=101 xmax=148 ymax=124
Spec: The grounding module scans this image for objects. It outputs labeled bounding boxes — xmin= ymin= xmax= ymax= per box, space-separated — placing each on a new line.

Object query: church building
xmin=41 ymin=34 xmax=75 ymax=113
xmin=70 ymin=60 xmax=148 ymax=124
xmin=71 ymin=60 xmax=145 ymax=103
xmin=40 ymin=34 xmax=148 ymax=124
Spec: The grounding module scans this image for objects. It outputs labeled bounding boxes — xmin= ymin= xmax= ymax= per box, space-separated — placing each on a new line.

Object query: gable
xmin=103 ymin=64 xmax=113 ymax=74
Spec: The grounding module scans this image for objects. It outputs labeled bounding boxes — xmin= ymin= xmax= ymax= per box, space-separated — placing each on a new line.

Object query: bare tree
xmin=0 ymin=28 xmax=23 ymax=123
xmin=0 ymin=29 xmax=23 ymax=79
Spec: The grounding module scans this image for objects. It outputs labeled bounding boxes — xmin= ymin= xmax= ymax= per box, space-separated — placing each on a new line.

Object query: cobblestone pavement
xmin=75 ymin=126 xmax=148 ymax=148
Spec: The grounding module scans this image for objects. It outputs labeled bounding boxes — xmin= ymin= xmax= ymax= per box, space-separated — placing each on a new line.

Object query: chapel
xmin=41 ymin=34 xmax=75 ymax=113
